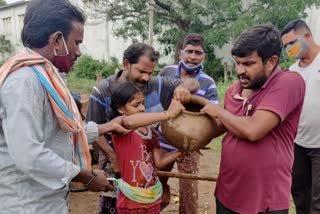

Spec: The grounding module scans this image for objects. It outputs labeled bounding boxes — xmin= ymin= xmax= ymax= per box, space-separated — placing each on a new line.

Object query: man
xmin=0 ymin=0 xmax=121 ymax=213
xmin=86 ymin=42 xmax=199 ymax=214
xmin=281 ymin=20 xmax=320 ymax=214
xmin=158 ymin=33 xmax=218 ymax=214
xmin=201 ymin=24 xmax=305 ymax=213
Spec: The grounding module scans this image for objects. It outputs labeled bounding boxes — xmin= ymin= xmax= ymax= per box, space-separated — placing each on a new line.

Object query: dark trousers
xmin=216 ymin=200 xmax=288 ymax=214
xmin=292 ymin=144 xmax=320 ymax=214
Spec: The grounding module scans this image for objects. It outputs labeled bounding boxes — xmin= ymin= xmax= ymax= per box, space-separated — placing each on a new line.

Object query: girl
xmin=109 ymin=82 xmax=184 ymax=214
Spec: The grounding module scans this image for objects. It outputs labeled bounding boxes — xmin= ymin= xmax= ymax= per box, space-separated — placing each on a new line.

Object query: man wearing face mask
xmin=158 ymin=33 xmax=218 ymax=214
xmin=0 ymin=0 xmax=124 ymax=213
xmin=281 ymin=20 xmax=320 ymax=214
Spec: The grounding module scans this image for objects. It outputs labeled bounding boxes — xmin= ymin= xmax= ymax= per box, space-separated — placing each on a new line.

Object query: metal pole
xmin=148 ymin=0 xmax=155 ymax=46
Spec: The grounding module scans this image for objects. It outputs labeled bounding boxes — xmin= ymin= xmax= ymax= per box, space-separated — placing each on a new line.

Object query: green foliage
xmin=72 ymin=55 xmax=121 ymax=80
xmin=87 ymin=0 xmax=320 ymax=79
xmin=0 ymin=35 xmax=11 ymax=55
xmin=0 ymin=0 xmax=6 ymax=6
xmin=67 ymin=72 xmax=96 ymax=94
xmin=280 ymin=51 xmax=297 ymax=70
xmin=204 ymin=53 xmax=224 ymax=81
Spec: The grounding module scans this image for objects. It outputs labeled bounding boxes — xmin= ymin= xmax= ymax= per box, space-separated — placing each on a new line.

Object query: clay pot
xmin=161 ymin=95 xmax=217 ymax=152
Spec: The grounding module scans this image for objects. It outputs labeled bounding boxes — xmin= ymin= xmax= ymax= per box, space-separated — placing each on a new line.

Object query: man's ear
xmin=123 ymin=59 xmax=130 ymax=71
xmin=49 ymin=31 xmax=63 ymax=53
xmin=203 ymin=53 xmax=207 ymax=62
xmin=266 ymin=55 xmax=279 ymax=72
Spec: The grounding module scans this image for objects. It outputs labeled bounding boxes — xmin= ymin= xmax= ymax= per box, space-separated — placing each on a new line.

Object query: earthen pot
xmin=161 ymin=95 xmax=217 ymax=152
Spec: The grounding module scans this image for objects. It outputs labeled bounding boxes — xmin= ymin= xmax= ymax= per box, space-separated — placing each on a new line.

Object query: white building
xmin=0 ymin=0 xmax=171 ymax=63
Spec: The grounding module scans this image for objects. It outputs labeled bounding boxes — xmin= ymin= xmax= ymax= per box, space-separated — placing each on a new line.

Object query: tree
xmin=0 ymin=35 xmax=12 ymax=62
xmin=86 ymin=0 xmax=320 ymax=79
xmin=0 ymin=0 xmax=6 ymax=6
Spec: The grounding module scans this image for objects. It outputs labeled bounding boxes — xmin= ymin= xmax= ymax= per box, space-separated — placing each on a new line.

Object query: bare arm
xmin=122 ymin=112 xmax=168 ymax=130
xmin=153 ymin=148 xmax=182 ymax=169
xmin=122 ymin=99 xmax=184 ymax=130
xmin=202 ymin=103 xmax=280 ymax=142
xmin=97 ymin=116 xmax=130 ymax=136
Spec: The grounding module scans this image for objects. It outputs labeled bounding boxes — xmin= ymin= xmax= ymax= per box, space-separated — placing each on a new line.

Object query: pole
xmin=148 ymin=0 xmax=155 ymax=46
xmin=156 ymin=171 xmax=217 ymax=182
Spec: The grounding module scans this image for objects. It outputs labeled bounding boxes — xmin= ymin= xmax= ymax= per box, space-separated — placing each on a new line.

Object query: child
xmin=109 ymin=82 xmax=184 ymax=214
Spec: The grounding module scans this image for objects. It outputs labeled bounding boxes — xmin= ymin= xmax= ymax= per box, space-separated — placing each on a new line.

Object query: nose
xmin=139 ymin=104 xmax=145 ymax=112
xmin=236 ymin=64 xmax=245 ymax=76
xmin=75 ymin=46 xmax=81 ymax=58
xmin=141 ymin=73 xmax=151 ymax=82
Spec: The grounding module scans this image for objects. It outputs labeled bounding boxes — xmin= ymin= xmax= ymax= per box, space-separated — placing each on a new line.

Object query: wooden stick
xmin=156 ymin=171 xmax=217 ymax=182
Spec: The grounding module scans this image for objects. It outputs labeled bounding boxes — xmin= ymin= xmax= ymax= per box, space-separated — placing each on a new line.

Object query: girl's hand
xmin=167 ymin=99 xmax=185 ymax=119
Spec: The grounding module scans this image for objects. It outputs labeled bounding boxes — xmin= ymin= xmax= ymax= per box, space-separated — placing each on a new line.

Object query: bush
xmin=280 ymin=51 xmax=296 ymax=70
xmin=72 ymin=55 xmax=121 ymax=80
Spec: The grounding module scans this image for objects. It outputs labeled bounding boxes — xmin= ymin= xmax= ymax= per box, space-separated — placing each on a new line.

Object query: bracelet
xmin=164 ymin=111 xmax=170 ymax=120
xmin=84 ymin=170 xmax=97 ymax=186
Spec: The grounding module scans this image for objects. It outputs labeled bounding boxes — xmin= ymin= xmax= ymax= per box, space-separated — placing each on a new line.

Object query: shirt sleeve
xmin=256 ymin=73 xmax=305 ymax=122
xmin=86 ymin=80 xmax=113 ymax=144
xmin=159 ymin=77 xmax=182 ymax=110
xmin=85 ymin=121 xmax=99 ymax=144
xmin=0 ymin=70 xmax=80 ymax=190
xmin=204 ymin=80 xmax=219 ymax=104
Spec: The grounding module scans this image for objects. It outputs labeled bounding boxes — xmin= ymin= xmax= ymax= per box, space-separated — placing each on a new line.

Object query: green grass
xmin=66 ymin=72 xmax=96 ymax=94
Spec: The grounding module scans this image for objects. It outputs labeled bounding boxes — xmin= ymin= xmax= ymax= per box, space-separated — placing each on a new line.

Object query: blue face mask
xmin=179 ymin=50 xmax=204 ymax=73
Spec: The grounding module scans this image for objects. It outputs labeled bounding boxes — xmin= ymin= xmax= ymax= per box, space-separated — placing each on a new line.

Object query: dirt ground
xmin=69 ymin=149 xmax=220 ymax=214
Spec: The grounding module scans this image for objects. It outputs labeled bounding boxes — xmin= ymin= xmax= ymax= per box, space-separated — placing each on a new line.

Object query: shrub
xmin=280 ymin=51 xmax=296 ymax=70
xmin=72 ymin=55 xmax=121 ymax=80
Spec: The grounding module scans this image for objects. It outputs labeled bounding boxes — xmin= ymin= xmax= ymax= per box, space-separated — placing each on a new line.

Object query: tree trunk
xmin=174 ymin=37 xmax=183 ymax=64
xmin=224 ymin=62 xmax=228 ymax=82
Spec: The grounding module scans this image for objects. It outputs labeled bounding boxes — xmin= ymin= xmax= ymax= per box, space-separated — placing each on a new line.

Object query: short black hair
xmin=182 ymin=33 xmax=206 ymax=52
xmin=123 ymin=43 xmax=160 ymax=64
xmin=232 ymin=24 xmax=281 ymax=64
xmin=281 ymin=19 xmax=311 ymax=37
xmin=22 ymin=0 xmax=86 ymax=48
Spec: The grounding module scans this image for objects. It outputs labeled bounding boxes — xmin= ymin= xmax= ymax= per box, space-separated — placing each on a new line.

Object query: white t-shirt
xmin=290 ymin=53 xmax=320 ymax=148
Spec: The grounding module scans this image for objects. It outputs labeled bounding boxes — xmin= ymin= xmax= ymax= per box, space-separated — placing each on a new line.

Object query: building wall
xmin=0 ymin=1 xmax=27 ymax=55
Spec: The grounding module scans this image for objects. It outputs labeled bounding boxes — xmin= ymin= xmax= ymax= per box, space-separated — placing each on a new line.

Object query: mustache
xmin=136 ymin=80 xmax=147 ymax=86
xmin=238 ymin=74 xmax=250 ymax=80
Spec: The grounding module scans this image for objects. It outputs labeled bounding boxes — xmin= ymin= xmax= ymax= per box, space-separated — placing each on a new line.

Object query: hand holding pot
xmin=201 ymin=103 xmax=222 ymax=118
xmin=167 ymin=99 xmax=185 ymax=119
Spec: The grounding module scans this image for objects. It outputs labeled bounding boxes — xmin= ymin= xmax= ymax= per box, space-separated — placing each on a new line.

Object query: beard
xmin=238 ymin=74 xmax=267 ymax=89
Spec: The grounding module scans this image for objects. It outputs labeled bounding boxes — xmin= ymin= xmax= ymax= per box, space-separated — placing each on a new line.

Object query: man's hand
xmin=109 ymin=116 xmax=131 ymax=135
xmin=86 ymin=169 xmax=115 ymax=192
xmin=173 ymin=85 xmax=192 ymax=104
xmin=201 ymin=103 xmax=223 ymax=118
xmin=167 ymin=99 xmax=185 ymax=119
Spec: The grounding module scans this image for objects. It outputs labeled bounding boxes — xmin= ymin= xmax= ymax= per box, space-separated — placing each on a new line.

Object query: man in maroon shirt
xmin=201 ymin=24 xmax=305 ymax=213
